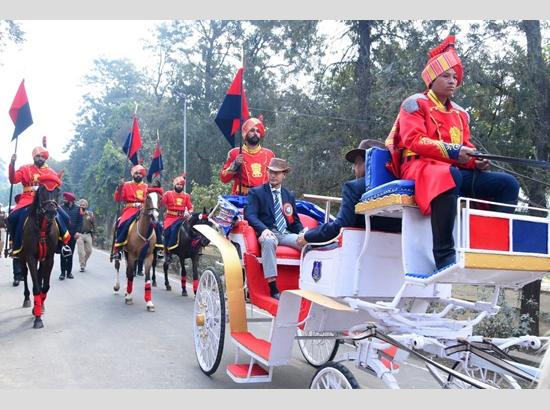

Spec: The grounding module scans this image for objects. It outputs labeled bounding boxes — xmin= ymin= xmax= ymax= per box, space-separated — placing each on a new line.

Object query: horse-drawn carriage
xmin=192 ymin=147 xmax=550 ymax=389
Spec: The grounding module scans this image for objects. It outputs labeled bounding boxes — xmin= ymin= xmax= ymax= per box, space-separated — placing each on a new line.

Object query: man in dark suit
xmin=297 ymin=139 xmax=401 ymax=246
xmin=244 ymin=158 xmax=304 ymax=299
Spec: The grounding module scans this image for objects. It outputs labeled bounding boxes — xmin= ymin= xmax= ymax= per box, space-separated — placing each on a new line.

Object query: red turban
xmin=421 ymin=35 xmax=463 ymax=88
xmin=242 ymin=117 xmax=265 ymax=138
xmin=32 ymin=146 xmax=49 ymax=160
xmin=173 ymin=176 xmax=186 ymax=187
xmin=131 ymin=165 xmax=146 ymax=177
xmin=63 ymin=192 xmax=76 ymax=202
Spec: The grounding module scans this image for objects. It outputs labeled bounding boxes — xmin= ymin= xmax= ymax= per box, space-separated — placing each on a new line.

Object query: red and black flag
xmin=146 ymin=140 xmax=164 ymax=183
xmin=122 ymin=115 xmax=142 ymax=165
xmin=214 ymin=67 xmax=250 ymax=147
xmin=9 ymin=80 xmax=33 ymax=140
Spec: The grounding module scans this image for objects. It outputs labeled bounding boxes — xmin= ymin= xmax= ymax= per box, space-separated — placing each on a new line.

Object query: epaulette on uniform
xmin=401 ymin=93 xmax=428 ymax=113
xmin=450 ymin=101 xmax=470 ymax=123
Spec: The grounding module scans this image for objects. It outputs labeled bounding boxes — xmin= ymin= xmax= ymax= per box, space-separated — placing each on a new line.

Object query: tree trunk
xmin=518 ymin=20 xmax=550 ymax=336
xmin=354 ymin=20 xmax=374 ymax=138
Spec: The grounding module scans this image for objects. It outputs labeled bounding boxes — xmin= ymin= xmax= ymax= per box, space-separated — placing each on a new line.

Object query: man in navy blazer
xmin=297 ymin=139 xmax=401 ymax=246
xmin=244 ymin=157 xmax=304 ymax=299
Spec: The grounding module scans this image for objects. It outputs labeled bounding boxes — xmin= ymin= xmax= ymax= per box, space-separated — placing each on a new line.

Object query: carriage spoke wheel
xmin=193 ymin=267 xmax=226 ymax=376
xmin=445 ymin=359 xmax=522 ymax=389
xmin=309 ymin=362 xmax=359 ymax=389
xmin=297 ymin=328 xmax=339 ymax=367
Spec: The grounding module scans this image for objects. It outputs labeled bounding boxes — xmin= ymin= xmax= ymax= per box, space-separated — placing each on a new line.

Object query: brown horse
xmin=19 ymin=178 xmax=61 ymax=329
xmin=113 ymin=190 xmax=159 ymax=311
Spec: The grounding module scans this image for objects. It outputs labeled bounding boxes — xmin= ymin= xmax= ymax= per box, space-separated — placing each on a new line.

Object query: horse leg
xmin=113 ymin=258 xmax=121 ymax=292
xmin=39 ymin=256 xmax=54 ymax=313
xmin=152 ymin=249 xmax=157 ymax=287
xmin=21 ymin=261 xmax=31 ymax=308
xmin=180 ymin=256 xmax=188 ymax=297
xmin=162 ymin=260 xmax=172 ymax=291
xmin=124 ymin=256 xmax=134 ymax=305
xmin=28 ymin=257 xmax=44 ymax=329
xmin=192 ymin=252 xmax=202 ymax=294
xmin=144 ymin=253 xmax=155 ymax=312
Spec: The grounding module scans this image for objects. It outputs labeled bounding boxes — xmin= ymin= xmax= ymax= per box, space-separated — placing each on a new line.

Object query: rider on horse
xmin=7 ymin=146 xmax=71 ymax=257
xmin=148 ymin=179 xmax=164 ymax=255
xmin=219 ymin=117 xmax=275 ymax=195
xmin=161 ymin=175 xmax=193 ymax=263
xmin=111 ymin=164 xmax=149 ymax=260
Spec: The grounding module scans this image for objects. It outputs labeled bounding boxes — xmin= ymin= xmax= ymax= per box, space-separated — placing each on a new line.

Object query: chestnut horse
xmin=19 ymin=178 xmax=61 ymax=329
xmin=113 ymin=190 xmax=159 ymax=311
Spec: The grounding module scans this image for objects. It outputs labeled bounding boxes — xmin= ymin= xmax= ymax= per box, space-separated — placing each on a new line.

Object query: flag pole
xmin=111 ymin=105 xmax=138 ymax=260
xmin=238 ymin=48 xmax=245 ymax=196
xmin=4 ymin=136 xmax=19 ymax=257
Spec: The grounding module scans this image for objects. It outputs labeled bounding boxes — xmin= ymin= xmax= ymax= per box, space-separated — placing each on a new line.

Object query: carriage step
xmin=226 ymin=363 xmax=271 ymax=383
xmin=231 ymin=332 xmax=271 ymax=363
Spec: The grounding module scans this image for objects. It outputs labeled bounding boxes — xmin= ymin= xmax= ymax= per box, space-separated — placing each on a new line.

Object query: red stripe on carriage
xmin=227 ymin=363 xmax=269 ymax=378
xmin=231 ymin=332 xmax=271 ymax=361
xmin=469 ymin=215 xmax=509 ymax=251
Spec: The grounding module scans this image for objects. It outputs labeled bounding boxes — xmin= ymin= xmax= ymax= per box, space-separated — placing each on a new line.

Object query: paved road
xmin=0 ymin=249 xmax=441 ymax=389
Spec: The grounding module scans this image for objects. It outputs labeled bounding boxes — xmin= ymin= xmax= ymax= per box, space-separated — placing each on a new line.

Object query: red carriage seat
xmin=239 ymin=213 xmax=319 ymax=316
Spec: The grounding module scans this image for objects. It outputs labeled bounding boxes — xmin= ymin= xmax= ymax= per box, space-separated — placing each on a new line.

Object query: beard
xmin=133 ymin=175 xmax=143 ymax=183
xmin=174 ymin=187 xmax=184 ymax=193
xmin=247 ymin=136 xmax=260 ymax=146
xmin=34 ymin=159 xmax=45 ymax=168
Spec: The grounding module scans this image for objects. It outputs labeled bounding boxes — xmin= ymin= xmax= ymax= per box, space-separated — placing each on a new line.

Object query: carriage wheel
xmin=193 ymin=267 xmax=226 ymax=376
xmin=445 ymin=360 xmax=522 ymax=389
xmin=309 ymin=362 xmax=360 ymax=389
xmin=297 ymin=328 xmax=339 ymax=367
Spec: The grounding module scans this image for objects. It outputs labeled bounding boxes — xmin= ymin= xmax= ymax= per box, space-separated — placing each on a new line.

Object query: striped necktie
xmin=272 ymin=190 xmax=286 ymax=234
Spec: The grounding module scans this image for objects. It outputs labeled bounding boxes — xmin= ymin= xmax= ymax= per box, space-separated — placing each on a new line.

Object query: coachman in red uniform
xmin=7 ymin=146 xmax=71 ymax=256
xmin=162 ymin=175 xmax=193 ymax=261
xmin=386 ymin=35 xmax=520 ymax=270
xmin=111 ymin=164 xmax=148 ymax=259
xmin=219 ymin=117 xmax=275 ymax=195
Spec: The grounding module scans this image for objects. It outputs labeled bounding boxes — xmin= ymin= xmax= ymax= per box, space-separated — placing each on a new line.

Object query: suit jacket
xmin=304 ymin=177 xmax=401 ymax=243
xmin=245 ymin=183 xmax=304 ymax=236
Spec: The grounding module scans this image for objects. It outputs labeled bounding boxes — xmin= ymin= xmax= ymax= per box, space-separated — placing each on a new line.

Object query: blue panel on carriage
xmin=365 ymin=147 xmax=395 ymax=190
xmin=360 ymin=180 xmax=415 ymax=202
xmin=222 ymin=194 xmax=248 ymax=209
xmin=512 ymin=220 xmax=548 ymax=254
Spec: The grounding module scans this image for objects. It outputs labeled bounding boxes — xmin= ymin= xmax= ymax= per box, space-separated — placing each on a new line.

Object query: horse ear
xmin=202 ymin=206 xmax=207 ymax=214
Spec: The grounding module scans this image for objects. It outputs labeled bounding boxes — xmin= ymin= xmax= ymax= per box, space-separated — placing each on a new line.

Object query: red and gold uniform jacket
xmin=161 ymin=191 xmax=193 ymax=229
xmin=114 ymin=181 xmax=148 ymax=224
xmin=386 ymin=90 xmax=476 ymax=215
xmin=219 ymin=145 xmax=275 ymax=195
xmin=9 ymin=163 xmax=61 ymax=211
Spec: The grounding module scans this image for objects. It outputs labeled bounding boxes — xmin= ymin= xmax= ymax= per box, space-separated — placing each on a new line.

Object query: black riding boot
xmin=431 ymin=192 xmax=457 ymax=270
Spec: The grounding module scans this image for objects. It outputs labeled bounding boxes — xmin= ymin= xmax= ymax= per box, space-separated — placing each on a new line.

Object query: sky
xmin=0 ymin=20 xmax=164 ymax=167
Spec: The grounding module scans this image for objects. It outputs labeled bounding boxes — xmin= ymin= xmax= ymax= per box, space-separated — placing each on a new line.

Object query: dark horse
xmin=19 ymin=176 xmax=62 ymax=329
xmin=154 ymin=210 xmax=211 ymax=296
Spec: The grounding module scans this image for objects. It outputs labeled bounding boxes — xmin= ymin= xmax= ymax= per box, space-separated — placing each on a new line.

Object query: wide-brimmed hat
xmin=345 ymin=139 xmax=385 ymax=163
xmin=267 ymin=157 xmax=290 ymax=172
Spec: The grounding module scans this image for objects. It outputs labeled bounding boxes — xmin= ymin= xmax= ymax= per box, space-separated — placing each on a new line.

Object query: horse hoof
xmin=113 ymin=284 xmax=120 ymax=292
xmin=22 ymin=300 xmax=31 ymax=308
xmin=125 ymin=295 xmax=133 ymax=305
xmin=182 ymin=288 xmax=188 ymax=297
xmin=147 ymin=305 xmax=155 ymax=312
xmin=166 ymin=285 xmax=172 ymax=291
xmin=33 ymin=318 xmax=44 ymax=329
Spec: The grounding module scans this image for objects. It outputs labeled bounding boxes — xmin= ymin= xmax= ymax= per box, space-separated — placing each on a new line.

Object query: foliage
xmin=189 ymin=164 xmax=229 ymax=212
